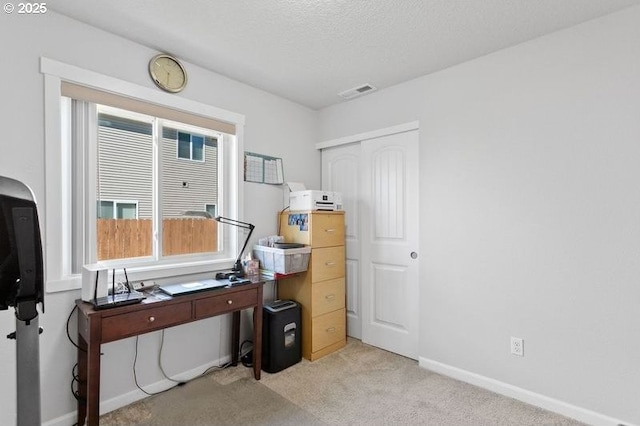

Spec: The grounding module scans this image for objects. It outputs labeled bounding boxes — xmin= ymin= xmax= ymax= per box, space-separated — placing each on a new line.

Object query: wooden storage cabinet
xmin=278 ymin=211 xmax=346 ymax=361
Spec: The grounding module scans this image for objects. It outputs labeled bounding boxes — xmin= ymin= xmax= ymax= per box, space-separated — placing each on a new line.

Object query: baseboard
xmin=419 ymin=357 xmax=636 ymax=426
xmin=43 ymin=355 xmax=232 ymax=426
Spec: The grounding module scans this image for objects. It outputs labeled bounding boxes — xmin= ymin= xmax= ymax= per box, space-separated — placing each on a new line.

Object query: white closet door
xmin=321 ymin=143 xmax=362 ymax=338
xmin=360 ymin=130 xmax=420 ymax=359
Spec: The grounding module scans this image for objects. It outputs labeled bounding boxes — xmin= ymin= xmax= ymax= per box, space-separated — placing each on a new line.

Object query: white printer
xmin=289 ymin=190 xmax=343 ymax=211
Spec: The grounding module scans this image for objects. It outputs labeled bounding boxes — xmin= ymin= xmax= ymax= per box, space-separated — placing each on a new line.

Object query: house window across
xmin=98 ymin=200 xmax=139 ymax=219
xmin=205 ymin=204 xmax=217 ymax=218
xmin=177 ymin=131 xmax=205 ymax=162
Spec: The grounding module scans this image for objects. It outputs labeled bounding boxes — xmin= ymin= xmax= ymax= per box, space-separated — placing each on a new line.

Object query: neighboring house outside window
xmin=98 ymin=200 xmax=139 ymax=219
xmin=89 ymin=106 xmax=222 ymax=261
xmin=97 ymin=112 xmax=219 ymax=221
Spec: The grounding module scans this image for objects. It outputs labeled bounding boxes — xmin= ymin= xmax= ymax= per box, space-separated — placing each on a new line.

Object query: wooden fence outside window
xmin=97 ymin=218 xmax=218 ymax=260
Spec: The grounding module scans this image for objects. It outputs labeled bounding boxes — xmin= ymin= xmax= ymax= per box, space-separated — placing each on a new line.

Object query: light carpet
xmin=101 ymin=338 xmax=586 ymax=425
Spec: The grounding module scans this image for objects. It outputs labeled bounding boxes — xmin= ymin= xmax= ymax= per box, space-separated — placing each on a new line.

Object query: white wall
xmin=319 ymin=6 xmax=640 ymax=426
xmin=0 ymin=11 xmax=319 ymax=425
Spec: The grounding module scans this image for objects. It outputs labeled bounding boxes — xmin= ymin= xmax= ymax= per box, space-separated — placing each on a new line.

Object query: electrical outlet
xmin=510 ymin=337 xmax=524 ymax=356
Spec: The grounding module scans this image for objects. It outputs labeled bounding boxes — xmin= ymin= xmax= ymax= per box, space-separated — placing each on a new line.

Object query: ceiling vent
xmin=338 ymin=83 xmax=377 ymax=100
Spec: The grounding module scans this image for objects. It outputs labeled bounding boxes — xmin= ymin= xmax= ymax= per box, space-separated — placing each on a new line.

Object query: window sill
xmin=46 ymin=259 xmax=234 ymax=294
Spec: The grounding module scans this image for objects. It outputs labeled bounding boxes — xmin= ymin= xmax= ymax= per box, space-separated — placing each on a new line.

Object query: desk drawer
xmin=311 ymin=246 xmax=345 ymax=282
xmin=101 ymin=302 xmax=192 ymax=342
xmin=311 ymin=308 xmax=346 ymax=351
xmin=312 ymin=278 xmax=345 ymax=317
xmin=195 ymin=288 xmax=258 ymax=319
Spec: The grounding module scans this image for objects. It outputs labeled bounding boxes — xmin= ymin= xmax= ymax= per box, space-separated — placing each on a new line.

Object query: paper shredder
xmin=262 ymin=300 xmax=301 ymax=373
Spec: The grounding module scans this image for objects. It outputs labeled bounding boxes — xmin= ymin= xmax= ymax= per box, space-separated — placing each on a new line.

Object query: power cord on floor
xmin=132 ymin=330 xmax=237 ymax=396
xmin=158 ymin=330 xmax=184 ymax=384
xmin=133 ymin=335 xmax=181 ymax=396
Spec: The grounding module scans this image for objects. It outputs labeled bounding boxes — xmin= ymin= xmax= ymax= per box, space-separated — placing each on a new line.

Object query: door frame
xmin=316 ymin=121 xmax=420 ymax=150
xmin=318 ymin=121 xmax=420 ymax=353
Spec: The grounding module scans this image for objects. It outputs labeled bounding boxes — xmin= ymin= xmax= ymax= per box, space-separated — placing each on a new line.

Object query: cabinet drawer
xmin=309 ymin=213 xmax=345 ymax=248
xmin=312 ymin=308 xmax=346 ymax=351
xmin=311 ymin=246 xmax=345 ymax=282
xmin=279 ymin=212 xmax=344 ymax=247
xmin=102 ymin=302 xmax=192 ymax=342
xmin=312 ymin=278 xmax=345 ymax=317
xmin=194 ymin=288 xmax=258 ymax=319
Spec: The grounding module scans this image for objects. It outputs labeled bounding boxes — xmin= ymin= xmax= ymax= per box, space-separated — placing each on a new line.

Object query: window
xmin=42 ymin=57 xmax=245 ymax=292
xmin=177 ymin=131 xmax=205 ymax=161
xmin=77 ymin=104 xmax=223 ymax=262
xmin=205 ymin=204 xmax=217 ymax=218
xmin=98 ymin=200 xmax=139 ymax=219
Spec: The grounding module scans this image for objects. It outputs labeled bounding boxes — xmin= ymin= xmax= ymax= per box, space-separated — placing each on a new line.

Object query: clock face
xmin=149 ymin=54 xmax=187 ymax=93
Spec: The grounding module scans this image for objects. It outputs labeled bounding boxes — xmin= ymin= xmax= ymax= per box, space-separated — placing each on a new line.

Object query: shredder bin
xmin=262 ymin=300 xmax=301 ymax=373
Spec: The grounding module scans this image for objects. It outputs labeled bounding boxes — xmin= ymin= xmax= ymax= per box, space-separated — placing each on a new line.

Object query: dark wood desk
xmin=76 ymin=280 xmax=263 ymax=426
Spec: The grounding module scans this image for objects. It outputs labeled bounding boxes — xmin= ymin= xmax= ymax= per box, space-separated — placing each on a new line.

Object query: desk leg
xmin=252 ymin=307 xmax=262 ymax=380
xmin=231 ymin=311 xmax=240 ymax=366
xmin=253 ymin=285 xmax=263 ymax=380
xmin=86 ymin=337 xmax=101 ymax=425
xmin=77 ymin=334 xmax=88 ymax=426
xmin=77 ymin=314 xmax=101 ymax=426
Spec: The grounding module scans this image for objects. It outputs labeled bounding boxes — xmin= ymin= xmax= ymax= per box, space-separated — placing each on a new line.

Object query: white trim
xmin=42 ymin=353 xmax=232 ymax=426
xmin=40 ymin=57 xmax=244 ymax=126
xmin=419 ymin=357 xmax=636 ymax=426
xmin=41 ymin=57 xmax=246 ymax=293
xmin=85 ymin=102 xmax=99 ymax=263
xmin=43 ymin=73 xmax=66 ymax=285
xmin=315 ymin=121 xmax=419 ymax=150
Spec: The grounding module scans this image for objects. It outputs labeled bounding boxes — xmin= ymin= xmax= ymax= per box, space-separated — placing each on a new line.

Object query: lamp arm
xmin=215 ymin=216 xmax=253 ymax=229
xmin=235 ymin=224 xmax=255 ymax=267
xmin=215 ymin=216 xmax=255 ymax=274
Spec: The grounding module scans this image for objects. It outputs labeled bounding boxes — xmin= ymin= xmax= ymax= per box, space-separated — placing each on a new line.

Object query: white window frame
xmin=176 ymin=131 xmax=206 ymax=162
xmin=98 ymin=199 xmax=139 ymax=219
xmin=41 ymin=57 xmax=245 ymax=293
xmin=205 ymin=204 xmax=217 ymax=218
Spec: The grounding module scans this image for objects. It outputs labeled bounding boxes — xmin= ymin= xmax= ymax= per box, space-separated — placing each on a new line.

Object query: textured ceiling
xmin=49 ymin=0 xmax=640 ymax=110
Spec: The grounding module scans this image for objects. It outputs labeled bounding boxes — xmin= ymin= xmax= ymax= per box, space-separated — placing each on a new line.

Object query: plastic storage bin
xmin=253 ymin=245 xmax=311 ymax=274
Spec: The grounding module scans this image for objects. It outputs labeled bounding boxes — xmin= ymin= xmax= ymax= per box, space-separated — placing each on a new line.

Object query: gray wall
xmin=319 ymin=6 xmax=640 ymax=425
xmin=0 ymin=10 xmax=318 ymax=425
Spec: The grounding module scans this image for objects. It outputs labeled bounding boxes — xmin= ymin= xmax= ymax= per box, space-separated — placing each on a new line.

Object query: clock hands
xmin=150 ymin=54 xmax=186 ymax=92
xmin=153 ymin=60 xmax=172 ymax=86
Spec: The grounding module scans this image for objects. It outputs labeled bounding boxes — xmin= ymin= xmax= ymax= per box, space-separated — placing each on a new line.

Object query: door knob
xmin=410 ymin=252 xmax=418 ymax=259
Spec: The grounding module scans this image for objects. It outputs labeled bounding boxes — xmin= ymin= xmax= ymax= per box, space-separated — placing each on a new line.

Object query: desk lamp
xmin=214 ymin=216 xmax=255 ymax=279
